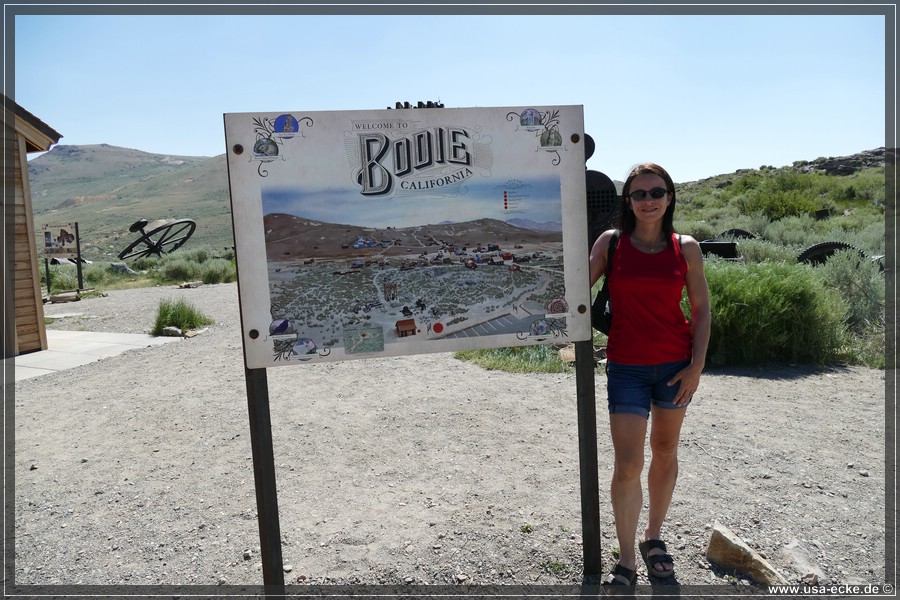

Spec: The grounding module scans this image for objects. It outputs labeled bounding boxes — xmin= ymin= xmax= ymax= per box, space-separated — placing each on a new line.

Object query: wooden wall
xmin=6 ymin=125 xmax=48 ymax=356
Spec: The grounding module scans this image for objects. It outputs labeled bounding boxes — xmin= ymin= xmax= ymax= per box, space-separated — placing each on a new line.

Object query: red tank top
xmin=606 ymin=232 xmax=692 ymax=365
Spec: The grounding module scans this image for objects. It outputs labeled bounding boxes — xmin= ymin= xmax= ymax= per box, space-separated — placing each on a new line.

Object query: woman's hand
xmin=668 ymin=362 xmax=703 ymax=406
xmin=668 ymin=235 xmax=711 ymax=406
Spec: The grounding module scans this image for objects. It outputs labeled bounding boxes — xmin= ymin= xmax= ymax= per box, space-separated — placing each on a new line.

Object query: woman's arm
xmin=588 ymin=229 xmax=617 ymax=287
xmin=669 ymin=235 xmax=711 ymax=404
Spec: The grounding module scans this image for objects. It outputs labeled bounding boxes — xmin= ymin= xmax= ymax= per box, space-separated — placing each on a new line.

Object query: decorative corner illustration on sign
xmin=251 ymin=114 xmax=313 ymax=177
xmin=517 ymin=297 xmax=570 ymax=341
xmin=269 ymin=318 xmax=331 ymax=362
xmin=507 ymin=108 xmax=565 ymax=165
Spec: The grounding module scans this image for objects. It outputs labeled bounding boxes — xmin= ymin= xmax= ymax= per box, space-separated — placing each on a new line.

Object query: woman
xmin=589 ymin=163 xmax=711 ymax=586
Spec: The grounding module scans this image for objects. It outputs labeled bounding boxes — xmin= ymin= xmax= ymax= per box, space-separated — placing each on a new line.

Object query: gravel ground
xmin=10 ymin=282 xmax=891 ymax=597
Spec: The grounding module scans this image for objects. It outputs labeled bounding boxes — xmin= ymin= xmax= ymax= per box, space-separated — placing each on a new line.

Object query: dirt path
xmin=12 ymin=282 xmax=889 ymax=593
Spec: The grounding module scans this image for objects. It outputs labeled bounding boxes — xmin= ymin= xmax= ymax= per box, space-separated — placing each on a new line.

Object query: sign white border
xmin=225 ymin=105 xmax=591 ymax=369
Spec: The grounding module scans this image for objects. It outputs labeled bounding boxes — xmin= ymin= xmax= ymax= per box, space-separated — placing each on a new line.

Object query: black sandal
xmin=639 ymin=539 xmax=675 ymax=578
xmin=603 ymin=562 xmax=638 ymax=586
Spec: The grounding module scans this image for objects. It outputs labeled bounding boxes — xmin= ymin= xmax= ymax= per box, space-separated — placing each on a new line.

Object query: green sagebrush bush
xmin=40 ymin=264 xmax=78 ymax=291
xmin=156 ymin=257 xmax=201 ymax=283
xmin=762 ymin=215 xmax=823 ymax=248
xmin=151 ymin=298 xmax=214 ymax=335
xmin=814 ymin=249 xmax=885 ymax=331
xmin=725 ymin=239 xmax=798 ymax=263
xmin=177 ymin=247 xmax=211 ymax=264
xmin=200 ymin=258 xmax=237 ymax=284
xmin=455 ymin=343 xmax=571 ymax=374
xmin=131 ymin=248 xmax=236 ymax=285
xmin=732 ymin=172 xmax=826 ymax=220
xmin=42 ymin=262 xmax=119 ymax=290
xmin=675 ymin=220 xmax=717 ymax=243
xmin=130 ymin=256 xmax=156 ymax=271
xmin=704 ymin=261 xmax=846 ymax=367
xmin=42 ymin=262 xmax=150 ymax=292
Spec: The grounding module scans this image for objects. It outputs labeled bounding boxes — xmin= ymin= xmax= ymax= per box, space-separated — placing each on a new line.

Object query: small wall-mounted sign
xmin=41 ymin=222 xmax=78 ymax=259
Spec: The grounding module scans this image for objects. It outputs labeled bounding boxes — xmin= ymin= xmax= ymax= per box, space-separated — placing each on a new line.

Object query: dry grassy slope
xmin=28 ymin=144 xmax=214 ymax=211
xmin=27 ymin=145 xmax=230 ymax=258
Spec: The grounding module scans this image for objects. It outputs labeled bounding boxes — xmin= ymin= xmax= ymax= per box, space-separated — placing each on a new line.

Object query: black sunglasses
xmin=628 ymin=187 xmax=668 ymax=201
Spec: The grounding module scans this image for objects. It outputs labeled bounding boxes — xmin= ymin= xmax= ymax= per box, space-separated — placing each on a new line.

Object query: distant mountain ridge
xmin=263 ymin=213 xmax=561 ymax=261
xmin=26 ymin=143 xmax=889 ymax=260
xmin=506 ymin=217 xmax=562 ymax=232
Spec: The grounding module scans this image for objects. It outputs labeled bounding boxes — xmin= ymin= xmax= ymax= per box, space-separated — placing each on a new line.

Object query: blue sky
xmin=262 ymin=176 xmax=565 ymax=228
xmin=10 ymin=9 xmax=889 ymax=184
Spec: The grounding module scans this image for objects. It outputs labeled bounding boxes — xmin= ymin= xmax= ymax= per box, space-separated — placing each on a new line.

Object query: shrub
xmin=455 ymin=344 xmax=572 ymax=373
xmin=130 ymin=256 xmax=156 ymax=271
xmin=835 ymin=168 xmax=886 ymax=206
xmin=728 ymin=172 xmax=765 ymax=194
xmin=42 ymin=264 xmax=79 ymax=292
xmin=813 ymin=249 xmax=885 ymax=331
xmin=675 ymin=220 xmax=717 ymax=242
xmin=84 ymin=263 xmax=120 ymax=287
xmin=819 ymin=219 xmax=885 ymax=255
xmin=745 ymin=213 xmax=772 ymax=237
xmin=151 ymin=298 xmax=214 ymax=335
xmin=704 ymin=261 xmax=847 ymax=367
xmin=220 ymin=247 xmax=236 ymax=262
xmin=200 ymin=258 xmax=237 ymax=284
xmin=738 ymin=189 xmax=821 ymax=221
xmin=724 ymin=171 xmax=832 ymax=221
xmin=157 ymin=257 xmax=201 ymax=283
xmin=683 ymin=202 xmax=741 ymax=222
xmin=762 ymin=215 xmax=823 ymax=249
xmin=178 ymin=247 xmax=211 ymax=264
xmin=731 ymin=240 xmax=798 ymax=263
xmin=840 ymin=320 xmax=885 ymax=369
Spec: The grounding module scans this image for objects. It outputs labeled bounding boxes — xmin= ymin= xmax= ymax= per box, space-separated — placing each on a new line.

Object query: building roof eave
xmin=2 ymin=93 xmax=63 ymax=153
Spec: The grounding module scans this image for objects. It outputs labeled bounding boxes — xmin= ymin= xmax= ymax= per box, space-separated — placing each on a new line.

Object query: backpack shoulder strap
xmin=606 ymin=230 xmax=620 ymax=275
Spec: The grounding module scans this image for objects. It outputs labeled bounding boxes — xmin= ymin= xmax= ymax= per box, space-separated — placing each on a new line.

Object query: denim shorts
xmin=607 ymin=359 xmax=692 ymax=419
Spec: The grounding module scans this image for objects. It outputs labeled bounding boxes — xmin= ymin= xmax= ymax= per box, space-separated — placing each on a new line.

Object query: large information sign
xmin=225 ymin=105 xmax=591 ymax=368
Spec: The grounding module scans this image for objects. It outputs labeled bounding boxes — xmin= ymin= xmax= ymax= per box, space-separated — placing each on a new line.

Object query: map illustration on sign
xmin=225 ymin=106 xmax=591 ymax=368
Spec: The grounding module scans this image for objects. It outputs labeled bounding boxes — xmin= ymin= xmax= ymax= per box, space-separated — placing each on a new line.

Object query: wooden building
xmin=395 ymin=319 xmax=417 ymax=338
xmin=3 ymin=95 xmax=62 ymax=358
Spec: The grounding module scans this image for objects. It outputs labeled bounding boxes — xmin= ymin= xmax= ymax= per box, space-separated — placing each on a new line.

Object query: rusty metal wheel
xmin=118 ymin=218 xmax=197 ymax=260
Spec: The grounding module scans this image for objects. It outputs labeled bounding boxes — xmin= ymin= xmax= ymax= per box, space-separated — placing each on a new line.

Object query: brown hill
xmin=263 ymin=214 xmax=562 ymax=261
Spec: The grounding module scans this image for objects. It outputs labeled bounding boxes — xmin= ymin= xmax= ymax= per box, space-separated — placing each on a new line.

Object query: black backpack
xmin=590 ymin=230 xmax=620 ymax=334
